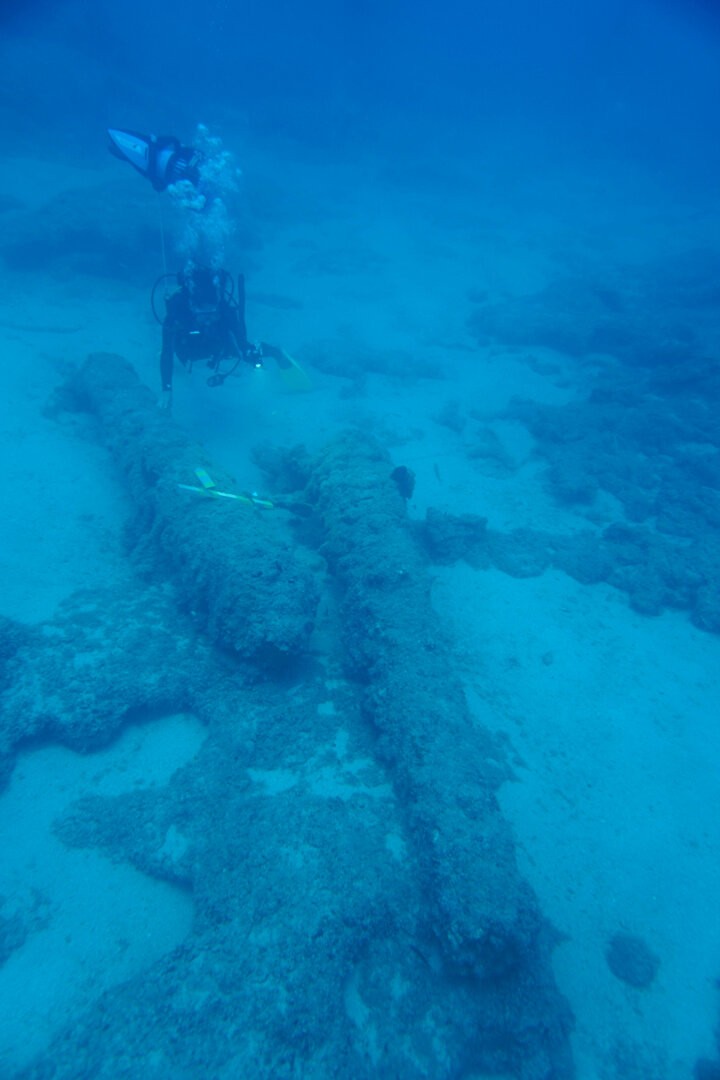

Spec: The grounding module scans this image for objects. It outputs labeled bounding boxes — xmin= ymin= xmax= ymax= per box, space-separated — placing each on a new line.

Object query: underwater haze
xmin=1 ymin=1 xmax=719 ymax=1077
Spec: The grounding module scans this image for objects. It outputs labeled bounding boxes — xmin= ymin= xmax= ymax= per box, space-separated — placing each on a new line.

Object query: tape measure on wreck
xmin=178 ymin=467 xmax=275 ymax=509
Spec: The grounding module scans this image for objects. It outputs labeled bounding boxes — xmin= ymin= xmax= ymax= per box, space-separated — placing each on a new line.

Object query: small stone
xmin=605 ymin=931 xmax=660 ymax=988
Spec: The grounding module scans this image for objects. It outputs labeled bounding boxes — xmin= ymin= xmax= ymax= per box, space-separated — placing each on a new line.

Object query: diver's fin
xmin=278 ymin=356 xmax=312 ymax=393
xmin=107 ymin=129 xmax=152 ymax=174
xmin=107 ymin=129 xmax=182 ymax=190
xmin=260 ymin=342 xmax=312 ymax=393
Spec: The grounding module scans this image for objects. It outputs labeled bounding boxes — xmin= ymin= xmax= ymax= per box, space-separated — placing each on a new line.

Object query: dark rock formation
xmin=423 ymin=506 xmax=489 ymax=566
xmin=467 ymin=259 xmax=720 ymax=367
xmin=460 ymin=256 xmax=720 ymax=636
xmin=5 ymin=388 xmax=574 ymax=1077
xmin=605 ymin=932 xmax=660 ymax=989
xmin=309 ymin=430 xmax=574 ymax=1077
xmin=419 ymin=507 xmax=720 ymax=633
xmin=15 ymin=653 xmax=418 ymax=1079
xmin=0 ymin=182 xmax=162 ymax=283
xmin=505 ymin=384 xmax=720 ymax=633
xmin=0 ymin=584 xmax=204 ymax=788
xmin=65 ymin=353 xmax=320 ymax=666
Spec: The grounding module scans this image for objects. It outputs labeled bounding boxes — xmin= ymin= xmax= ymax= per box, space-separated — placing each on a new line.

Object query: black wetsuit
xmin=160 ymin=277 xmax=250 ymax=392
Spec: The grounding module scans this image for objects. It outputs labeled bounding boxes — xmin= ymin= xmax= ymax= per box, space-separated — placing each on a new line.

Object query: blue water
xmin=1 ymin=1 xmax=719 ymax=1077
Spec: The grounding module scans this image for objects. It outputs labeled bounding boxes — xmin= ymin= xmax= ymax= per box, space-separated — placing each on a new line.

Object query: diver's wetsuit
xmin=160 ymin=277 xmax=250 ymax=392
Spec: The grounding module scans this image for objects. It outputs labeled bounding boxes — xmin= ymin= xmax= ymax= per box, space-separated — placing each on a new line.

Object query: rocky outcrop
xmin=65 ymin=353 xmax=320 ymax=665
xmin=309 ymin=430 xmax=574 ymax=1077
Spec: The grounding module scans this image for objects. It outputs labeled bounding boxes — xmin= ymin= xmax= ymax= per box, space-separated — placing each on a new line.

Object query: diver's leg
xmin=160 ymin=324 xmax=175 ymax=392
xmin=258 ymin=341 xmax=292 ymax=369
xmin=159 ymin=324 xmax=175 ymax=411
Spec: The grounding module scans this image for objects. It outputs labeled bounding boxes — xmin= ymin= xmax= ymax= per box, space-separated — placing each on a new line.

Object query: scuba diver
xmin=154 ymin=265 xmax=305 ymax=411
xmin=110 ymin=126 xmax=310 ymax=409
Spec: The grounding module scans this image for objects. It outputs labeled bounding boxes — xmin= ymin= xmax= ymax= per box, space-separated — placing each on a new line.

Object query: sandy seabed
xmin=0 ymin=137 xmax=718 ymax=1078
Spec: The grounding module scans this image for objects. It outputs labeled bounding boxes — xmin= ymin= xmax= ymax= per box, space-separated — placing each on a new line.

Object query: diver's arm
xmin=258 ymin=341 xmax=292 ymax=369
xmin=160 ymin=291 xmax=186 ymax=393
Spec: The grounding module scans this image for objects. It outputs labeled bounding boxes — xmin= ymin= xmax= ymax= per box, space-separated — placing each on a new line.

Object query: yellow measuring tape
xmin=178 ymin=467 xmax=275 ymax=509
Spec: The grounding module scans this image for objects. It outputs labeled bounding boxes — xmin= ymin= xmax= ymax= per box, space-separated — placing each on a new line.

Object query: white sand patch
xmin=0 ymin=713 xmax=205 ymax=1073
xmin=0 ymin=341 xmax=130 ymax=622
xmin=433 ymin=564 xmax=720 ymax=1076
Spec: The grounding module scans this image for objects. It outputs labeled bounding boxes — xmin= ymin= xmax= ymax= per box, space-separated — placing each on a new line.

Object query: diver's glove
xmin=158 ymin=388 xmax=173 ymax=413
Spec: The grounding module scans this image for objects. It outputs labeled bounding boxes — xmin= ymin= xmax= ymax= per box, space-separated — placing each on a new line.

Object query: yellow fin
xmin=277 ymin=350 xmax=312 ymax=393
